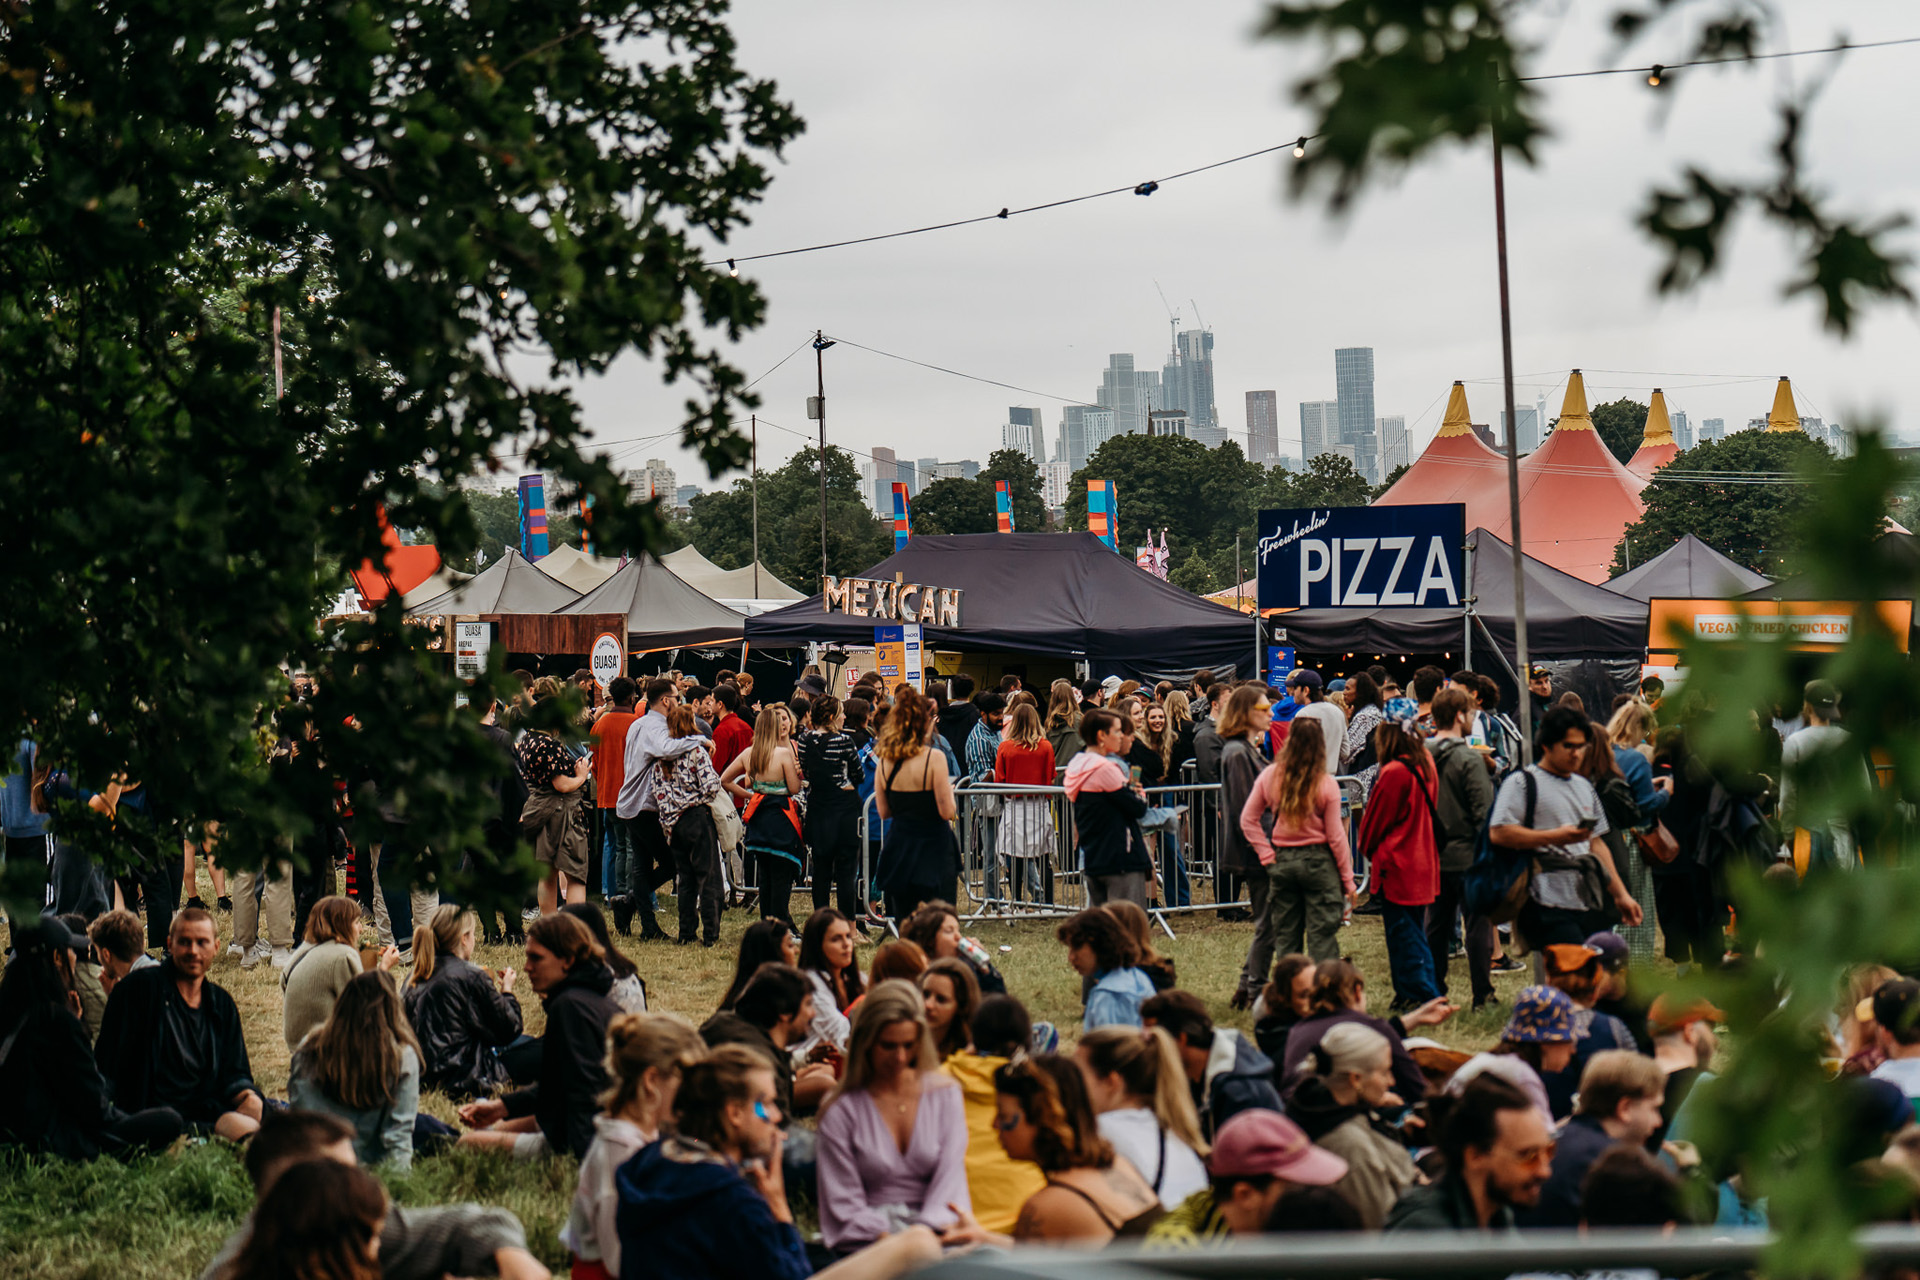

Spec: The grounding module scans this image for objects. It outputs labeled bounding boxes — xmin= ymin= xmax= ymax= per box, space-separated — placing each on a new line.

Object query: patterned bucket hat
xmin=1503 ymin=985 xmax=1577 ymax=1044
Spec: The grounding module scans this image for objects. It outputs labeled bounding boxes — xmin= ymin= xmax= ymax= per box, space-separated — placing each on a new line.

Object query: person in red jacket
xmin=1354 ymin=716 xmax=1446 ymax=1014
xmin=710 ymin=684 xmax=755 ymax=774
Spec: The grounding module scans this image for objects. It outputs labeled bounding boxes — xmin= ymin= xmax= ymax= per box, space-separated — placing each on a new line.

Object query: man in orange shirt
xmin=591 ymin=676 xmax=641 ymax=933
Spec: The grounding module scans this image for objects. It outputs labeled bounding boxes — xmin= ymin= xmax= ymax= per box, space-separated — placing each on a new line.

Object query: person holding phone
xmin=1489 ymin=708 xmax=1643 ymax=950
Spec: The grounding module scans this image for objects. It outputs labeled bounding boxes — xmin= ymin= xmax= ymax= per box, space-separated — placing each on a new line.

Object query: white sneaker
xmin=269 ymin=947 xmax=294 ymax=971
xmin=240 ymin=947 xmax=265 ymax=970
xmin=521 ymin=908 xmax=540 ymax=922
xmin=225 ymin=942 xmax=244 ymax=958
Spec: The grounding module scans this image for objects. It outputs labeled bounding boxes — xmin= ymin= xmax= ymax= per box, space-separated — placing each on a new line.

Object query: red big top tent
xmin=1372 ymin=381 xmax=1511 ymax=531
xmin=350 ymin=507 xmax=444 ymax=608
xmin=1482 ymin=370 xmax=1647 ymax=584
xmin=1627 ymin=388 xmax=1680 ymax=480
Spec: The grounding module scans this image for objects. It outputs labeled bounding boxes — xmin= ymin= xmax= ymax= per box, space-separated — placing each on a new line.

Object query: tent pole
xmin=1493 ymin=97 xmax=1533 ymax=760
xmin=1474 ymin=614 xmax=1524 ymax=690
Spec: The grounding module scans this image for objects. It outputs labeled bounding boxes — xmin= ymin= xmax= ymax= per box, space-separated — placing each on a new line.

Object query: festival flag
xmin=517 ymin=474 xmax=550 ymax=560
xmin=995 ymin=481 xmax=1014 ymax=533
xmin=1086 ymin=479 xmax=1118 ymax=550
xmin=578 ymin=496 xmax=595 ymax=555
xmin=891 ymin=481 xmax=912 ymax=550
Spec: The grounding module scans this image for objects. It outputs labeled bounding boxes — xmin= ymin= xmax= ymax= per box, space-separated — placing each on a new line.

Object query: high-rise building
xmin=675 ymin=484 xmax=700 ymax=511
xmin=626 ymin=459 xmax=677 ymax=502
xmin=1299 ymin=400 xmax=1340 ymax=461
xmin=1672 ymin=410 xmax=1693 ymax=450
xmin=1162 ymin=329 xmax=1218 ymax=435
xmin=1334 ymin=347 xmax=1378 ymax=480
xmin=1040 ymin=460 xmax=1073 ymax=510
xmin=914 ymin=458 xmax=939 ymax=496
xmin=1377 ymin=416 xmax=1409 ymax=475
xmin=1499 ymin=407 xmax=1540 ymax=453
xmin=928 ymin=460 xmax=980 ymax=482
xmin=870 ymin=446 xmax=899 ymax=516
xmin=1700 ymin=418 xmax=1726 ymax=442
xmin=1002 ymin=408 xmax=1047 ymax=466
xmin=1148 ymin=408 xmax=1189 ymax=438
xmin=1096 ymin=354 xmax=1160 ymax=437
xmin=1246 ymin=391 xmax=1280 ymax=465
xmin=1056 ymin=404 xmax=1117 ymax=474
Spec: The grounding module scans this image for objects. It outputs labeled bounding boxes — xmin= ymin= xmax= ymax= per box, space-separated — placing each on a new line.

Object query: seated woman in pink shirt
xmin=1238 ymin=718 xmax=1356 ymax=964
xmin=815 ymin=979 xmax=972 ymax=1254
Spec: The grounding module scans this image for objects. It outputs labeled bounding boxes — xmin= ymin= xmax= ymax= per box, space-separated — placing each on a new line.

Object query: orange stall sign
xmin=1646 ymin=598 xmax=1912 ymax=655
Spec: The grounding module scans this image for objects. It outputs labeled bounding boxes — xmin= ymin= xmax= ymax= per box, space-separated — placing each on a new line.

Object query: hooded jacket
xmin=615 ymin=1136 xmax=811 ymax=1280
xmin=939 ymin=1051 xmax=1047 ymax=1234
xmin=1432 ymin=736 xmax=1496 ymax=873
xmin=403 ymin=956 xmax=524 ymax=1100
xmin=1285 ymin=1076 xmax=1418 ymax=1230
xmin=1084 ymin=966 xmax=1156 ymax=1030
xmin=1195 ymin=1028 xmax=1284 ymax=1141
xmin=1064 ymin=751 xmax=1149 ymax=879
xmin=1353 ymin=757 xmax=1441 ymax=907
xmin=501 ymin=960 xmax=616 ymax=1158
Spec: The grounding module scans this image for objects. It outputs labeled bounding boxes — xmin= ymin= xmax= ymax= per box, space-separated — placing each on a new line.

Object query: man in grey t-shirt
xmin=1286 ymin=668 xmax=1346 ymax=775
xmin=1779 ymin=678 xmax=1867 ymax=869
xmin=1490 ymin=706 xmax=1642 ymax=948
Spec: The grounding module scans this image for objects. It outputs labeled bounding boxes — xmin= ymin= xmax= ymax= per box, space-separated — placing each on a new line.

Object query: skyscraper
xmin=1246 ymin=391 xmax=1280 ymax=465
xmin=1671 ymin=410 xmax=1693 ymax=450
xmin=870 ymin=445 xmax=898 ymax=516
xmin=626 ymin=459 xmax=677 ymax=502
xmin=1700 ymin=418 xmax=1726 ymax=441
xmin=1056 ymin=404 xmax=1116 ymax=474
xmin=1499 ymin=407 xmax=1540 ymax=453
xmin=1377 ymin=416 xmax=1409 ymax=475
xmin=1299 ymin=400 xmax=1340 ymax=461
xmin=1148 ymin=409 xmax=1189 ymax=438
xmin=1040 ymin=460 xmax=1073 ymax=510
xmin=1334 ymin=347 xmax=1378 ymax=480
xmin=914 ymin=457 xmax=939 ymax=496
xmin=1162 ymin=329 xmax=1219 ymax=443
xmin=1096 ymin=354 xmax=1160 ymax=437
xmin=1002 ymin=408 xmax=1047 ymax=466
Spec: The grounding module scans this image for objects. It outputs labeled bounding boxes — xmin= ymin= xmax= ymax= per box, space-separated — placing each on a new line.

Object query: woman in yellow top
xmin=938 ymin=993 xmax=1045 ymax=1233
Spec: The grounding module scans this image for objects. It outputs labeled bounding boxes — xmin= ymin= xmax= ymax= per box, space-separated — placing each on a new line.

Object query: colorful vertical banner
xmin=994 ymin=481 xmax=1014 ymax=532
xmin=890 ymin=481 xmax=912 ymax=551
xmin=517 ymin=474 xmax=550 ymax=560
xmin=874 ymin=624 xmax=924 ymax=687
xmin=578 ymin=495 xmax=595 ymax=556
xmin=1086 ymin=479 xmax=1118 ymax=551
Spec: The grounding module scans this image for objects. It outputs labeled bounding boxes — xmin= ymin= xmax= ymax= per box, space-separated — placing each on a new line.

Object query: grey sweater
xmin=202 ymin=1201 xmax=527 ymax=1280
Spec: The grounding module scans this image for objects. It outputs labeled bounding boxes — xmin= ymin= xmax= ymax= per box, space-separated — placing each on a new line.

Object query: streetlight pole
xmin=810 ymin=331 xmax=836 ymax=586
xmin=1493 ymin=112 xmax=1532 ymax=759
xmin=751 ymin=414 xmax=760 ymax=598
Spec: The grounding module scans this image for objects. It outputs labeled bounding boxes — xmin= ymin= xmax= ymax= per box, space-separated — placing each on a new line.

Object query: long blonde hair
xmin=411 ymin=904 xmax=478 ymax=987
xmin=1215 ymin=685 xmax=1266 ymax=742
xmin=746 ymin=706 xmax=788 ymax=778
xmin=1605 ymin=698 xmax=1654 ymax=748
xmin=1007 ymin=703 xmax=1045 ymax=749
xmin=1164 ymin=691 xmax=1192 ymax=735
xmin=301 ymin=971 xmax=421 ymax=1110
xmin=824 ymin=979 xmax=937 ymax=1113
xmin=1045 ymin=680 xmax=1080 ymax=731
xmin=602 ymin=1012 xmax=705 ymax=1120
xmin=1270 ymin=717 xmax=1327 ymax=825
xmin=1079 ymin=1025 xmax=1208 ymax=1155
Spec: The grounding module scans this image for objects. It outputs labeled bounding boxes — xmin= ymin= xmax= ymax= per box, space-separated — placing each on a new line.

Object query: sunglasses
xmin=753 ymin=1100 xmax=777 ymax=1122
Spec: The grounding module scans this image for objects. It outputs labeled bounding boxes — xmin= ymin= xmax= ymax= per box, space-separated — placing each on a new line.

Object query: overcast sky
xmin=554 ymin=0 xmax=1920 ymax=492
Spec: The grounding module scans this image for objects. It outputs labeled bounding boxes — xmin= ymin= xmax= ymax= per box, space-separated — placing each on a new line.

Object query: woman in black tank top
xmin=872 ymin=692 xmax=960 ymax=922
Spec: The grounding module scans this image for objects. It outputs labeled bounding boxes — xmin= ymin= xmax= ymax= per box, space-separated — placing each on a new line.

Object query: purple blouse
xmin=815 ymin=1075 xmax=972 ymax=1250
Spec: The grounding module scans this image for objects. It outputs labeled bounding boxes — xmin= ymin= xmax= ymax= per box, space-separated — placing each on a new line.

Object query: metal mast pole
xmin=751 ymin=414 xmax=761 ymax=598
xmin=1494 ymin=116 xmax=1532 ymax=759
xmin=812 ymin=331 xmax=835 ymax=586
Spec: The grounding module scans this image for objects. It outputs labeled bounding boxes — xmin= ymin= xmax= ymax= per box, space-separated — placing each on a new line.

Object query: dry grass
xmin=0 ymin=863 xmax=1536 ymax=1278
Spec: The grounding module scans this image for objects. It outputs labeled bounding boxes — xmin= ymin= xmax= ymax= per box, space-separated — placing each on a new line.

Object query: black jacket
xmin=404 ymin=956 xmax=525 ymax=1099
xmin=94 ymin=959 xmax=254 ymax=1122
xmin=699 ymin=1011 xmax=792 ymax=1116
xmin=936 ymin=703 xmax=981 ymax=761
xmin=1192 ymin=718 xmax=1224 ymax=785
xmin=502 ymin=961 xmax=616 ymax=1158
xmin=1518 ymin=1113 xmax=1615 ymax=1228
xmin=1072 ymin=779 xmax=1150 ymax=880
xmin=1127 ymin=739 xmax=1167 ymax=789
xmin=0 ymin=1001 xmax=134 ymax=1160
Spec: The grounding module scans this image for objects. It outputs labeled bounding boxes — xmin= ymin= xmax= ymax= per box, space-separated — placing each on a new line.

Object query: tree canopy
xmin=1591 ymin=397 xmax=1650 ymax=464
xmin=1611 ymin=430 xmax=1835 ymax=576
xmin=684 ymin=446 xmax=889 ymax=586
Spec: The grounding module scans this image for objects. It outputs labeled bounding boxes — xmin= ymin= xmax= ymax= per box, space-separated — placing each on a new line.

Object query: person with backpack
xmin=1486 ymin=708 xmax=1643 ymax=951
xmin=1427 ymin=689 xmax=1498 ymax=1010
xmin=1352 ymin=716 xmax=1444 ymax=1012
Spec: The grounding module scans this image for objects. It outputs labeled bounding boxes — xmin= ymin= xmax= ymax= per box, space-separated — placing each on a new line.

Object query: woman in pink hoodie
xmin=1064 ymin=709 xmax=1150 ymax=908
xmin=1239 ymin=718 xmax=1355 ymax=963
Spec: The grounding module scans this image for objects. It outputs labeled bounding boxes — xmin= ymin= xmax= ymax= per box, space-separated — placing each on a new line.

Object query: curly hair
xmin=1054 ymin=908 xmax=1136 ymax=974
xmin=875 ymin=688 xmax=936 ymax=762
xmin=992 ymin=1053 xmax=1114 ymax=1173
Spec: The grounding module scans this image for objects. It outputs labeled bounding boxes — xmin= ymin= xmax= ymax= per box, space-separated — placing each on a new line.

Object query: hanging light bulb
xmin=1292 ymin=136 xmax=1307 ymax=159
xmin=727 ymin=258 xmax=739 ymax=278
xmin=1647 ymin=64 xmax=1664 ymax=86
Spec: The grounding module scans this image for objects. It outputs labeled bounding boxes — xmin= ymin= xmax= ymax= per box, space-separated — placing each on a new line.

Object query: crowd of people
xmin=0 ymin=659 xmax=1912 ymax=1279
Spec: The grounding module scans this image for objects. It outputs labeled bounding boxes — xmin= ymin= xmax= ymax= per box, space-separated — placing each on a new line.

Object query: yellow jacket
xmin=940 ymin=1051 xmax=1046 ymax=1233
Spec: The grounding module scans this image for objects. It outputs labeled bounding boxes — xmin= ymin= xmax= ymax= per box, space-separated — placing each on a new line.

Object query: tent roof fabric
xmin=1275 ymin=528 xmax=1647 ymax=660
xmin=1604 ymin=534 xmax=1770 ymax=601
xmin=1373 ymin=382 xmax=1513 ymax=530
xmin=1628 ymin=389 xmax=1681 ymax=480
xmin=1482 ymin=371 xmax=1647 ymax=584
xmin=351 ymin=513 xmax=444 ymax=606
xmin=558 ymin=552 xmax=746 ymax=648
xmin=537 ymin=544 xmax=626 ymax=593
xmin=406 ymin=548 xmax=580 ymax=615
xmin=663 ymin=545 xmax=805 ymax=601
xmin=1739 ymin=532 xmax=1920 ymax=604
xmin=399 ymin=567 xmax=472 ymax=610
xmin=744 ymin=532 xmax=1254 ymax=678
xmin=1766 ymin=377 xmax=1802 ymax=432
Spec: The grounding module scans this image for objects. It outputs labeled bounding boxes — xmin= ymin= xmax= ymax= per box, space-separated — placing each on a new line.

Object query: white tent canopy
xmin=536 ymin=544 xmax=625 ymax=593
xmin=663 ymin=545 xmax=805 ymax=602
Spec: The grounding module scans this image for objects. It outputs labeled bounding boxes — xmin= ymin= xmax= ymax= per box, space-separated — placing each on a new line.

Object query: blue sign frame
xmin=1256 ymin=504 xmax=1465 ymax=611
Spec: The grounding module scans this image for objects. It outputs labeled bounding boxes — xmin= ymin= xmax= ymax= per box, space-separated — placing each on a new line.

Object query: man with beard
xmin=1385 ymin=1076 xmax=1552 ymax=1231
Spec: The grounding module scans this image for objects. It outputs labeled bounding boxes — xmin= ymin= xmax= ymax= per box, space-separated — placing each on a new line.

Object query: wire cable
xmin=825 ymin=335 xmax=1100 ymax=407
xmin=1513 ymin=33 xmax=1920 ymax=83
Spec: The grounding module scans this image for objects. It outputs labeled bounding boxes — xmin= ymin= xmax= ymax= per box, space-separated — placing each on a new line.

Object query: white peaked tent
xmin=536 ymin=544 xmax=626 ymax=593
xmin=663 ymin=545 xmax=805 ymax=602
xmin=406 ymin=548 xmax=581 ymax=615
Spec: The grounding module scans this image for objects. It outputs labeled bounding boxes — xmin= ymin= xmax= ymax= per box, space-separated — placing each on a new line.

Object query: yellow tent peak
xmin=1435 ymin=381 xmax=1475 ymax=437
xmin=1554 ymin=369 xmax=1594 ymax=431
xmin=1641 ymin=389 xmax=1675 ymax=447
xmin=1766 ymin=376 xmax=1801 ymax=432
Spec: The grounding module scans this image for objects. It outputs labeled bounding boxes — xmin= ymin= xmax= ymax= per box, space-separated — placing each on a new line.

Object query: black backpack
xmin=1463 ymin=769 xmax=1536 ymax=925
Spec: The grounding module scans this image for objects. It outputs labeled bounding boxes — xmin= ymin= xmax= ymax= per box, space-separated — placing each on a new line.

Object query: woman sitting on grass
xmin=1284 ymin=1021 xmax=1419 ymax=1229
xmin=561 ymin=902 xmax=646 ymax=1014
xmin=282 ymin=894 xmax=389 ymax=1052
xmin=288 ymin=970 xmax=422 ymax=1170
xmin=1103 ymin=899 xmax=1175 ymax=992
xmin=403 ymin=904 xmax=524 ymax=1100
xmin=219 ymin=1159 xmax=388 ymax=1280
xmin=919 ymin=957 xmax=981 ymax=1061
xmin=902 ymin=899 xmax=1007 ymax=995
xmin=716 ymin=918 xmax=800 ymax=1013
xmin=562 ymin=1012 xmax=705 ymax=1280
xmin=1056 ymin=907 xmax=1153 ymax=1031
xmin=796 ymin=907 xmax=862 ymax=1055
xmin=1075 ymin=1025 xmax=1210 ymax=1206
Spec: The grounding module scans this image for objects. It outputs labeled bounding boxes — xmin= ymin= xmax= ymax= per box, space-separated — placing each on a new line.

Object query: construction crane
xmin=1153 ymin=281 xmax=1179 ymax=356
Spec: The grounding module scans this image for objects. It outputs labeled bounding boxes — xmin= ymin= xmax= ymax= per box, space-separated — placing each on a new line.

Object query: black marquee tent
xmin=1605 ymin=533 xmax=1770 ymax=602
xmin=1275 ymin=529 xmax=1649 ymax=661
xmin=743 ymin=532 xmax=1256 ymax=679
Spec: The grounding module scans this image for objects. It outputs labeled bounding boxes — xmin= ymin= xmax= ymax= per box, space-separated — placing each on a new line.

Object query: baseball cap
xmin=1529 ymin=663 xmax=1553 ymax=681
xmin=1326 ymin=678 xmax=1347 ymax=693
xmin=1207 ymin=1109 xmax=1349 ymax=1186
xmin=1647 ymin=993 xmax=1723 ymax=1036
xmin=1100 ymin=675 xmax=1123 ymax=694
xmin=1804 ymin=678 xmax=1840 ymax=716
xmin=1583 ymin=931 xmax=1630 ymax=972
xmin=1286 ymin=668 xmax=1323 ymax=691
xmin=1865 ymin=979 xmax=1920 ymax=1035
xmin=1543 ymin=942 xmax=1604 ymax=975
xmin=1503 ymin=985 xmax=1577 ymax=1044
xmin=16 ymin=915 xmax=86 ymax=957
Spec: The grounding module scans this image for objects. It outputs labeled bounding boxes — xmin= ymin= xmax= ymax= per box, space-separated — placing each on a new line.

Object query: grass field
xmin=0 ymin=868 xmax=1531 ymax=1279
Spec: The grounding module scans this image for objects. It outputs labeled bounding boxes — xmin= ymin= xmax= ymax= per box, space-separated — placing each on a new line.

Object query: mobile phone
xmin=1577 ymin=816 xmax=1598 ymax=830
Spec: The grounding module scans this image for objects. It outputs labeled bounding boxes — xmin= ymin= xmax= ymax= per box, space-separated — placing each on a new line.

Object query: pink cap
xmin=1207 ymin=1109 xmax=1349 ymax=1186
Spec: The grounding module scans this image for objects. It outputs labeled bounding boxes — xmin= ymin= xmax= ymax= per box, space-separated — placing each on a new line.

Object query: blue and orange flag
xmin=578 ymin=495 xmax=595 ymax=555
xmin=1086 ymin=479 xmax=1118 ymax=550
xmin=518 ymin=474 xmax=550 ymax=559
xmin=995 ymin=481 xmax=1014 ymax=533
xmin=891 ymin=481 xmax=912 ymax=550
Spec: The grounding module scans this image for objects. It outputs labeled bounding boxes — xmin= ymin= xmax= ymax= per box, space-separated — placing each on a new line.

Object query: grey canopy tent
xmin=743 ymin=532 xmax=1255 ymax=680
xmin=661 ymin=545 xmax=805 ymax=602
xmin=406 ymin=547 xmax=581 ymax=615
xmin=1605 ymin=534 xmax=1770 ymax=601
xmin=559 ymin=552 xmax=747 ymax=650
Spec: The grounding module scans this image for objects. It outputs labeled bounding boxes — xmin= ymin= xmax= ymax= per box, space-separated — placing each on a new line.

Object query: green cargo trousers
xmin=1267 ymin=842 xmax=1344 ymax=963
